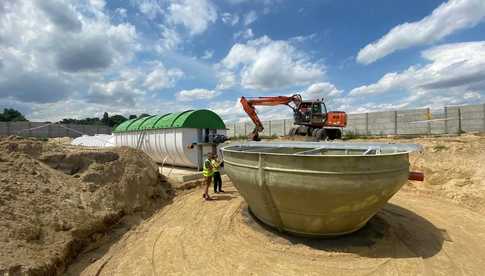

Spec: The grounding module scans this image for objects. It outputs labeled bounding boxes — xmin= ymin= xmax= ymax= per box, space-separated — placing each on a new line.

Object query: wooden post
xmin=6 ymin=122 xmax=10 ymax=136
xmin=268 ymin=120 xmax=272 ymax=136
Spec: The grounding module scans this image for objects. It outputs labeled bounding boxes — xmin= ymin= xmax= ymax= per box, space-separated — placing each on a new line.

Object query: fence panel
xmin=0 ymin=122 xmax=113 ymax=138
xmin=345 ymin=113 xmax=367 ymax=135
xmin=460 ymin=104 xmax=485 ymax=133
xmin=224 ymin=103 xmax=485 ymax=138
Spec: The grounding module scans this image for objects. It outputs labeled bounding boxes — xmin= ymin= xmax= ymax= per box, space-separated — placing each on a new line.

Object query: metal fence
xmin=226 ymin=103 xmax=485 ymax=137
xmin=0 ymin=122 xmax=112 ymax=138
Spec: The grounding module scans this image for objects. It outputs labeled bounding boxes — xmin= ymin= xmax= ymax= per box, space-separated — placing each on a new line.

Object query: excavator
xmin=240 ymin=94 xmax=347 ymax=141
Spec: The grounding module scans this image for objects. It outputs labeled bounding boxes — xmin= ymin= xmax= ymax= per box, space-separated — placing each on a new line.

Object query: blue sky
xmin=1 ymin=0 xmax=484 ymax=122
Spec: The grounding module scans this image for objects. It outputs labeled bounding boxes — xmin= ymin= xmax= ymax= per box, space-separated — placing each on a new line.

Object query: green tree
xmin=101 ymin=112 xmax=109 ymax=125
xmin=109 ymin=114 xmax=127 ymax=127
xmin=139 ymin=113 xmax=150 ymax=118
xmin=129 ymin=114 xmax=137 ymax=120
xmin=0 ymin=108 xmax=28 ymax=122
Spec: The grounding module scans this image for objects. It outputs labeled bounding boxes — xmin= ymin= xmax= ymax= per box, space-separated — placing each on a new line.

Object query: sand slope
xmin=0 ymin=137 xmax=171 ymax=275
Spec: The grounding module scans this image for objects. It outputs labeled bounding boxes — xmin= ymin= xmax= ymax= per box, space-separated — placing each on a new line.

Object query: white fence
xmin=225 ymin=103 xmax=485 ymax=137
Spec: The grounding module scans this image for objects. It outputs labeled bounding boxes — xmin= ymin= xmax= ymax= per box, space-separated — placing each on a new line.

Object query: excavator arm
xmin=240 ymin=94 xmax=302 ymax=141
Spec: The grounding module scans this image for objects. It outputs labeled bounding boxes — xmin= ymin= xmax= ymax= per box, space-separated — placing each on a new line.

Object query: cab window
xmin=311 ymin=103 xmax=321 ymax=113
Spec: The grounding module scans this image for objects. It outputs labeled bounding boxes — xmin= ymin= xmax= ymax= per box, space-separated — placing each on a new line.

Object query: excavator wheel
xmin=330 ymin=129 xmax=342 ymax=140
xmin=325 ymin=129 xmax=342 ymax=140
xmin=297 ymin=126 xmax=308 ymax=136
xmin=311 ymin=128 xmax=319 ymax=138
xmin=316 ymin=128 xmax=327 ymax=141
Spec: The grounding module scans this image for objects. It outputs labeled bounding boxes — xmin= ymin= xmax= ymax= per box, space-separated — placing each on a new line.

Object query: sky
xmin=1 ymin=0 xmax=485 ymax=122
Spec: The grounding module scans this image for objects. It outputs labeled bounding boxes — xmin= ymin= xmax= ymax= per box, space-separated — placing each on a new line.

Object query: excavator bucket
xmin=248 ymin=130 xmax=261 ymax=141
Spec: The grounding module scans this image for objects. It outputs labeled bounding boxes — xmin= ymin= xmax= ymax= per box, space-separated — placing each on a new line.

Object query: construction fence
xmin=226 ymin=103 xmax=485 ymax=137
xmin=0 ymin=122 xmax=112 ymax=138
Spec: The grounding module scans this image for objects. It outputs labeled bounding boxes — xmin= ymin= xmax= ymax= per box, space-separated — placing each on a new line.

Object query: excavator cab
xmin=295 ymin=100 xmax=327 ymax=127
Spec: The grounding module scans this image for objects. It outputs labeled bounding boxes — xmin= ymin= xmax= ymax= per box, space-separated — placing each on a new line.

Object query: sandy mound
xmin=408 ymin=135 xmax=485 ymax=212
xmin=351 ymin=134 xmax=485 ymax=213
xmin=0 ymin=136 xmax=171 ymax=275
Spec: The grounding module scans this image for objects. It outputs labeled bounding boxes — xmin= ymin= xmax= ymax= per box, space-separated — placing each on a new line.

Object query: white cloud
xmin=132 ymin=0 xmax=163 ymax=20
xmin=0 ymin=0 xmax=186 ymax=121
xmin=157 ymin=25 xmax=183 ymax=52
xmin=357 ymin=0 xmax=485 ymax=64
xmin=215 ymin=70 xmax=237 ymax=90
xmin=167 ymin=0 xmax=218 ymax=35
xmin=36 ymin=0 xmax=82 ymax=32
xmin=208 ymin=99 xmax=244 ymax=122
xmin=463 ymin=91 xmax=481 ymax=100
xmin=115 ymin=8 xmax=128 ymax=18
xmin=131 ymin=0 xmax=218 ymax=45
xmin=143 ymin=63 xmax=184 ymax=91
xmin=350 ymin=41 xmax=485 ymax=108
xmin=217 ymin=36 xmax=325 ymax=90
xmin=301 ymin=82 xmax=342 ymax=100
xmin=89 ymin=0 xmax=106 ymax=10
xmin=176 ymin=88 xmax=220 ymax=101
xmin=243 ymin=10 xmax=257 ymax=26
xmin=221 ymin=12 xmax=240 ymax=26
xmin=88 ymin=79 xmax=142 ymax=106
xmin=201 ymin=50 xmax=214 ymax=60
xmin=234 ymin=28 xmax=254 ymax=40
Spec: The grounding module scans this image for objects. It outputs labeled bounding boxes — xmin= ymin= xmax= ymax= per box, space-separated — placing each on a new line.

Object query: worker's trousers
xmin=213 ymin=172 xmax=222 ymax=192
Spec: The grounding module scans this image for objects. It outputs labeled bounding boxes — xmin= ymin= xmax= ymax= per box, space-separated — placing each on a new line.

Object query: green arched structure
xmin=113 ymin=109 xmax=226 ymax=133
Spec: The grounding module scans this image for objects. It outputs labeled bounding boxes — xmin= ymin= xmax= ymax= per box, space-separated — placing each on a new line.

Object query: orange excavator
xmin=240 ymin=94 xmax=347 ymax=141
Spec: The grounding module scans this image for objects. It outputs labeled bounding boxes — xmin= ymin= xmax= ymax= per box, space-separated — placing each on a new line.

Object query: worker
xmin=212 ymin=153 xmax=224 ymax=193
xmin=202 ymin=153 xmax=214 ymax=200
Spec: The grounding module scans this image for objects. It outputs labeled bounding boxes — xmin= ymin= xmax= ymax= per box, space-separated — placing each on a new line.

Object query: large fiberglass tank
xmin=221 ymin=141 xmax=422 ymax=237
xmin=113 ymin=110 xmax=226 ymax=169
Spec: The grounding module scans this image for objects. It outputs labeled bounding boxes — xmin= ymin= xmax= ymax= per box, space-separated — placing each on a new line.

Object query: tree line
xmin=0 ymin=108 xmax=27 ymax=122
xmin=0 ymin=108 xmax=150 ymax=128
xmin=60 ymin=112 xmax=150 ymax=127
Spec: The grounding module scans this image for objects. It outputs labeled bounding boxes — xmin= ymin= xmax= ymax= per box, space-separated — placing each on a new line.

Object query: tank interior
xmin=224 ymin=142 xmax=423 ymax=156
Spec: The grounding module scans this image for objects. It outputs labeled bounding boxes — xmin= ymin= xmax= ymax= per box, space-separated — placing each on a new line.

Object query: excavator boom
xmin=240 ymin=95 xmax=302 ymax=141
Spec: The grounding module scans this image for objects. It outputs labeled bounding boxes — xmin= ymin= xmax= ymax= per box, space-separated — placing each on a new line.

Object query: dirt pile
xmin=409 ymin=135 xmax=485 ymax=212
xmin=0 ymin=136 xmax=170 ymax=275
xmin=354 ymin=134 xmax=485 ymax=213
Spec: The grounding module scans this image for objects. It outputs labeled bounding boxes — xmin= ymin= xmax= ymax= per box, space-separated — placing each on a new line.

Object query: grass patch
xmin=343 ymin=131 xmax=371 ymax=140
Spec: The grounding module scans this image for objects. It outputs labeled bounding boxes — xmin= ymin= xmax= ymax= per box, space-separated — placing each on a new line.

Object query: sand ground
xmin=79 ymin=134 xmax=485 ymax=276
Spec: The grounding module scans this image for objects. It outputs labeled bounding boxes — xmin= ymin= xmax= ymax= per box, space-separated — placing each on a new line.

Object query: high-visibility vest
xmin=211 ymin=159 xmax=220 ymax=173
xmin=202 ymin=159 xmax=213 ymax=177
